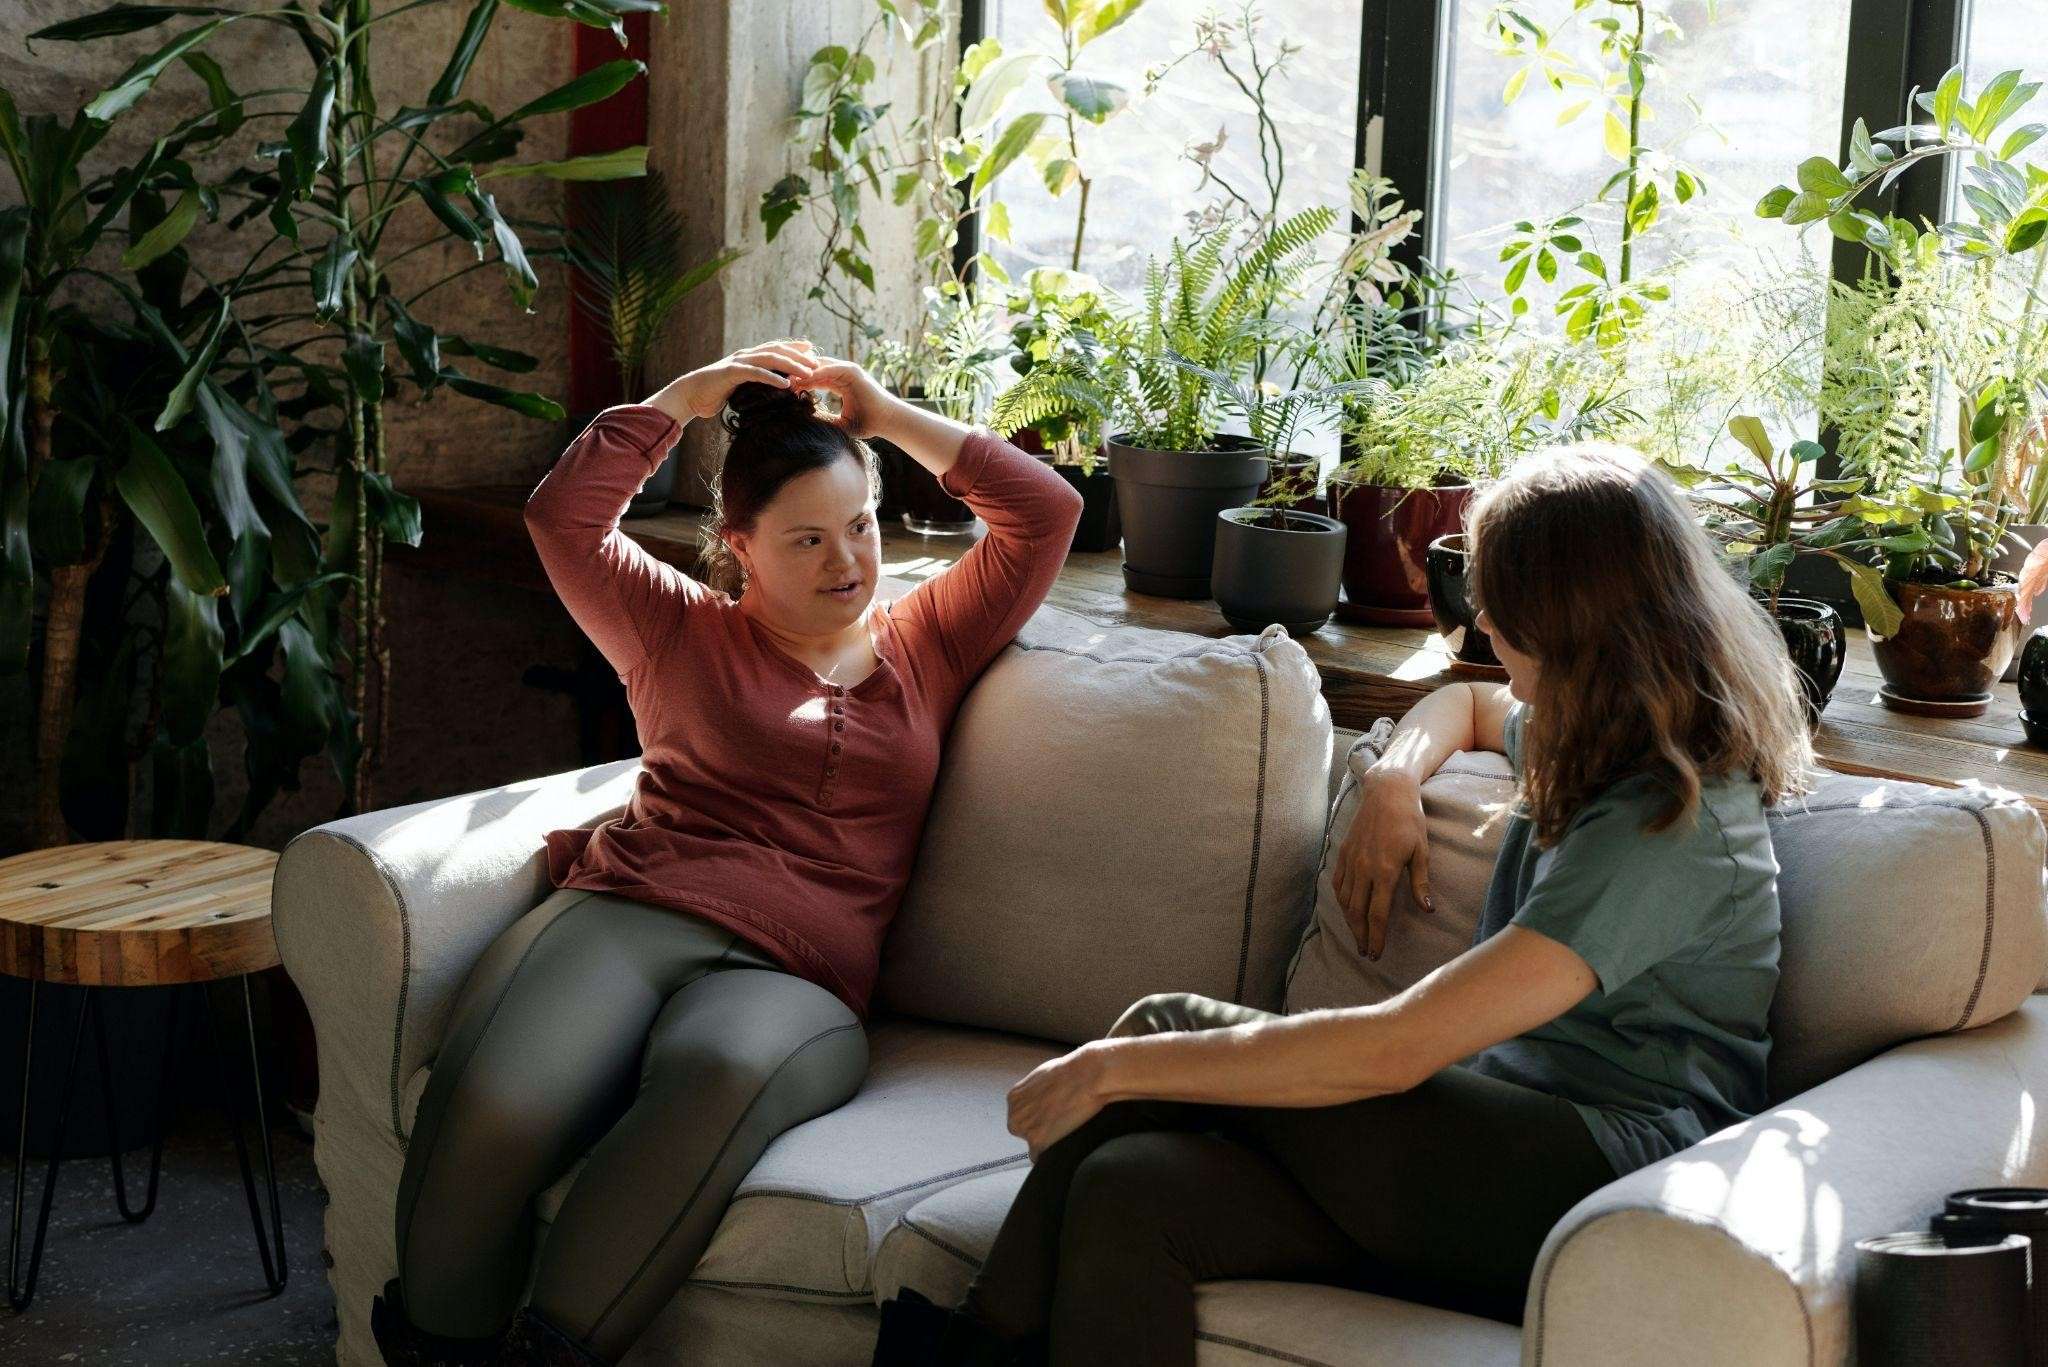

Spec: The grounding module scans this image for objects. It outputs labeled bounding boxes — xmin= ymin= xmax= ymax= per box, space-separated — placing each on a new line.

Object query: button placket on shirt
xmin=819 ymin=684 xmax=847 ymax=802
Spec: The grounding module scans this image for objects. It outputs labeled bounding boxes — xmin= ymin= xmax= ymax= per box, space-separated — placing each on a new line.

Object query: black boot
xmin=872 ymin=1288 xmax=1044 ymax=1367
xmin=501 ymin=1305 xmax=610 ymax=1366
xmin=369 ymin=1279 xmax=504 ymax=1366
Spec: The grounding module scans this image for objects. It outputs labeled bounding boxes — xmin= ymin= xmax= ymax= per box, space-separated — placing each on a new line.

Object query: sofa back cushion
xmin=1285 ymin=722 xmax=2048 ymax=1103
xmin=877 ymin=606 xmax=1332 ymax=1045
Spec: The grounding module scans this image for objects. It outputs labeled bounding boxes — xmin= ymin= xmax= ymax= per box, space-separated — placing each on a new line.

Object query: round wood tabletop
xmin=0 ymin=840 xmax=280 ymax=987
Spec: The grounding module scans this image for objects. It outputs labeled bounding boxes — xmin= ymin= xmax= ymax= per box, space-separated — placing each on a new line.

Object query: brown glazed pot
xmin=1329 ymin=480 xmax=1474 ymax=626
xmin=1868 ymin=579 xmax=2026 ymax=715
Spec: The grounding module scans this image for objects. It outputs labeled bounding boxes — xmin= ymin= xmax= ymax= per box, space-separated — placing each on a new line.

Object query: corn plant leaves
xmin=116 ymin=419 xmax=227 ymax=595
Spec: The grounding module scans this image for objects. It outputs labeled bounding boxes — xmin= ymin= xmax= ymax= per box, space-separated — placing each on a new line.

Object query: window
xmin=1435 ymin=1 xmax=1854 ymax=310
xmin=1963 ymin=1 xmax=2048 ymax=89
xmin=980 ymin=0 xmax=1366 ymax=297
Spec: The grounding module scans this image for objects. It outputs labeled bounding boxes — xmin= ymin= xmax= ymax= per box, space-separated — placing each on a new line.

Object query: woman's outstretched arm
xmin=523 ymin=341 xmax=819 ymax=679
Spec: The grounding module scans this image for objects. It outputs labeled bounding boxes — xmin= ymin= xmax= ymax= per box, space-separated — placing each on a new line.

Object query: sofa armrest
xmin=273 ymin=758 xmax=640 ymax=1146
xmin=1522 ymin=994 xmax=2048 ymax=1367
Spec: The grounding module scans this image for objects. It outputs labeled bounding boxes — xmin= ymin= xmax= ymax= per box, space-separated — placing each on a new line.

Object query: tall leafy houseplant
xmin=758 ymin=1 xmax=948 ymax=350
xmin=28 ymin=0 xmax=662 ymax=822
xmin=1757 ymin=64 xmax=2048 ymax=711
xmin=1486 ymin=0 xmax=1711 ymax=345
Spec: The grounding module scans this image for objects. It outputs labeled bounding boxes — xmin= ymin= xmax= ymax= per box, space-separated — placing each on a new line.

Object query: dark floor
xmin=0 ymin=1106 xmax=335 ymax=1366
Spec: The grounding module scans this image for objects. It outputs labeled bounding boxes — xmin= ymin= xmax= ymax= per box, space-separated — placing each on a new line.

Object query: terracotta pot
xmin=1108 ymin=433 xmax=1269 ymax=599
xmin=1330 ymin=480 xmax=1474 ymax=626
xmin=1868 ymin=579 xmax=2025 ymax=716
xmin=1423 ymin=533 xmax=1503 ymax=673
xmin=1771 ymin=597 xmax=1846 ymax=728
xmin=1211 ymin=507 xmax=1347 ymax=636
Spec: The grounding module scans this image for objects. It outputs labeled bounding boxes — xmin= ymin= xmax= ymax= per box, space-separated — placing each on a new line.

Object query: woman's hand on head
xmin=664 ymin=339 xmax=822 ymax=421
xmin=794 ymin=356 xmax=892 ymax=440
xmin=1332 ymin=767 xmax=1433 ymax=960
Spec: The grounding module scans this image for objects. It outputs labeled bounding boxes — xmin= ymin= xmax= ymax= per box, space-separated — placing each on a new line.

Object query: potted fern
xmin=996 ymin=269 xmax=1123 ymax=552
xmin=561 ymin=169 xmax=739 ymax=514
xmin=1757 ymin=65 xmax=2048 ymax=715
xmin=997 ymin=206 xmax=1333 ymax=597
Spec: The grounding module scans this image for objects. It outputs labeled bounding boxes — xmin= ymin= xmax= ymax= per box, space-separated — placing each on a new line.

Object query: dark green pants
xmin=394 ymin=888 xmax=867 ymax=1361
xmin=960 ymin=992 xmax=1614 ymax=1367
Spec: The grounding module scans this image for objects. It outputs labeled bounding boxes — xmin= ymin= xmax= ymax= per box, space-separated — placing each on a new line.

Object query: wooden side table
xmin=0 ymin=840 xmax=287 ymax=1312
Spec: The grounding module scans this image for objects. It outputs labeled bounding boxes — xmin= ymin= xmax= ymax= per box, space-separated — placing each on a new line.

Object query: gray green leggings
xmin=394 ymin=887 xmax=867 ymax=1361
xmin=960 ymin=992 xmax=1615 ymax=1367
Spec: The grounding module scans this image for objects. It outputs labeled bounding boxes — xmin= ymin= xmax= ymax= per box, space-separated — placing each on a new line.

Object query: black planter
xmin=1211 ymin=507 xmax=1347 ymax=636
xmin=1773 ymin=597 xmax=1847 ymax=727
xmin=1108 ymin=433 xmax=1269 ymax=599
xmin=2019 ymin=629 xmax=2048 ymax=747
xmin=1423 ymin=533 xmax=1503 ymax=674
xmin=1055 ymin=462 xmax=1120 ymax=554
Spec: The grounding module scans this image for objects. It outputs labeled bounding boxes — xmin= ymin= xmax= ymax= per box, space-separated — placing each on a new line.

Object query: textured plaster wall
xmin=1 ymin=1 xmax=951 ymax=852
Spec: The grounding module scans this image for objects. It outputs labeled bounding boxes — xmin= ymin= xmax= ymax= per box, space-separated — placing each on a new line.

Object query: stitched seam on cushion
xmin=396 ymin=889 xmax=601 ymax=1254
xmin=731 ymin=1154 xmax=1030 ymax=1208
xmin=591 ymin=1021 xmax=867 ymax=1337
xmin=1192 ymin=1331 xmax=1339 ymax=1367
xmin=1954 ymin=806 xmax=1996 ymax=1031
xmin=314 ymin=830 xmax=416 ymax=1148
xmin=1286 ymin=767 xmax=1358 ymax=995
xmin=684 ymin=1277 xmax=872 ymax=1300
xmin=1529 ymin=1204 xmax=1814 ymax=1367
xmin=1236 ymin=651 xmax=1271 ymax=1004
xmin=899 ymin=1217 xmax=983 ymax=1271
xmin=1009 ymin=639 xmax=1254 ymax=666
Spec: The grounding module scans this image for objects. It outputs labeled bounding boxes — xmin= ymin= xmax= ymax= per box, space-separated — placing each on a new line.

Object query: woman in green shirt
xmin=873 ymin=442 xmax=1815 ymax=1367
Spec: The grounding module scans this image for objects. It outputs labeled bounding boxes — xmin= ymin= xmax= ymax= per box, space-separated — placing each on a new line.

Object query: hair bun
xmin=722 ymin=379 xmax=816 ymax=436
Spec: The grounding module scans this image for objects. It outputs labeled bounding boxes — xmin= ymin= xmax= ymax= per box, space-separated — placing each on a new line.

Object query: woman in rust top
xmin=371 ymin=338 xmax=1083 ymax=1367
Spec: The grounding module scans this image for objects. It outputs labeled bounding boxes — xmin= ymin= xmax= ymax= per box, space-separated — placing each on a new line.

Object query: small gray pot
xmin=1211 ymin=506 xmax=1348 ymax=636
xmin=1109 ymin=433 xmax=1269 ymax=598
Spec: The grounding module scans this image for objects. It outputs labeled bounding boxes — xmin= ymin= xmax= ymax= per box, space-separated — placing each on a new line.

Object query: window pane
xmin=983 ymin=0 xmax=1365 ymax=297
xmin=1436 ymin=1 xmax=1852 ymax=306
xmin=1964 ymin=2 xmax=2048 ymax=91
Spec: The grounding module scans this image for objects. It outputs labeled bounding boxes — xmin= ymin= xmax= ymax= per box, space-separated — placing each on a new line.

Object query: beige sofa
xmin=276 ymin=594 xmax=2048 ymax=1366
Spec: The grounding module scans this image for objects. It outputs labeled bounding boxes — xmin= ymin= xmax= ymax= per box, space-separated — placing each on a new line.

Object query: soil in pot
xmin=1331 ymin=480 xmax=1473 ymax=626
xmin=1109 ymin=433 xmax=1269 ymax=599
xmin=1868 ymin=576 xmax=2025 ymax=718
xmin=1769 ymin=597 xmax=1846 ymax=727
xmin=1211 ymin=507 xmax=1347 ymax=636
xmin=1423 ymin=533 xmax=1504 ymax=675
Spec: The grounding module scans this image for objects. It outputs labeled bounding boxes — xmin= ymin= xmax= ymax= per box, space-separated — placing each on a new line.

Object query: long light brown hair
xmin=1467 ymin=442 xmax=1814 ymax=847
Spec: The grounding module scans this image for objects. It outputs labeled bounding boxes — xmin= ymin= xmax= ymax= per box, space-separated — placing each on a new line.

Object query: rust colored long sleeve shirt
xmin=523 ymin=402 xmax=1084 ymax=1017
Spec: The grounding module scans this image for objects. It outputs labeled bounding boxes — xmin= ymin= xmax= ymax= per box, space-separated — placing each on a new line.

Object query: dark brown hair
xmin=1467 ymin=442 xmax=1813 ymax=847
xmin=698 ymin=381 xmax=880 ymax=595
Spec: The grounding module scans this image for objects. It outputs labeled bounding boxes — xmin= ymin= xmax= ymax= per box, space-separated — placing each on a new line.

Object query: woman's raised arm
xmin=523 ymin=342 xmax=820 ymax=679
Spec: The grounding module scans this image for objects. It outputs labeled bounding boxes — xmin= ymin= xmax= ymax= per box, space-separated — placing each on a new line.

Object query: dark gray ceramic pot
xmin=1211 ymin=507 xmax=1348 ymax=636
xmin=1108 ymin=433 xmax=1269 ymax=598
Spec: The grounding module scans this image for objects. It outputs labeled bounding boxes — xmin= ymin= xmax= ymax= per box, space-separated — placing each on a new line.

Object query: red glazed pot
xmin=1329 ymin=480 xmax=1474 ymax=626
xmin=1868 ymin=579 xmax=2025 ymax=717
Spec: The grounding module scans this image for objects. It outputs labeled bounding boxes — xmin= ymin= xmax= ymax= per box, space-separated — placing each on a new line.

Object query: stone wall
xmin=0 ymin=0 xmax=952 ymax=852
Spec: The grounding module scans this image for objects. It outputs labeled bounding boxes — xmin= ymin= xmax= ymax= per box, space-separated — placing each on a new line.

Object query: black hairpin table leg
xmin=206 ymin=977 xmax=287 ymax=1295
xmin=7 ymin=982 xmax=90 ymax=1313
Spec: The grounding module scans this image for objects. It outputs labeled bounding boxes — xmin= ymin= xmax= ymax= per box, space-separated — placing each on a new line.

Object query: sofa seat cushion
xmin=874 ymin=1167 xmax=1520 ymax=1366
xmin=879 ymin=606 xmax=1332 ymax=1044
xmin=477 ymin=1018 xmax=1059 ymax=1302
